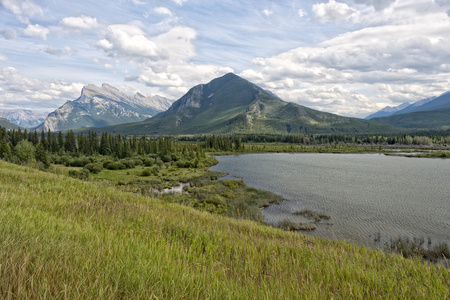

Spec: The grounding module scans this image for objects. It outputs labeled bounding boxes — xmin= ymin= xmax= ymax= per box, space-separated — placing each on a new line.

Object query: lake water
xmin=210 ymin=153 xmax=450 ymax=248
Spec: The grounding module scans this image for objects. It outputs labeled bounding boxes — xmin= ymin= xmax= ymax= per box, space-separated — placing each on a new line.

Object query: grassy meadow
xmin=1 ymin=160 xmax=449 ymax=299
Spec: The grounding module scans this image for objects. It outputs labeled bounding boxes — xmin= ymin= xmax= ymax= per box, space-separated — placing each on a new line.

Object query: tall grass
xmin=0 ymin=160 xmax=449 ymax=298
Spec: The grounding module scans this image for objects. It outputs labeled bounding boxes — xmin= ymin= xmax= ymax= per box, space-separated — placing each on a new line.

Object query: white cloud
xmin=0 ymin=67 xmax=83 ymax=112
xmin=0 ymin=53 xmax=6 ymax=60
xmin=130 ymin=0 xmax=146 ymax=4
xmin=240 ymin=5 xmax=450 ymax=117
xmin=60 ymin=15 xmax=100 ymax=31
xmin=298 ymin=9 xmax=307 ymax=18
xmin=171 ymin=0 xmax=187 ymax=5
xmin=97 ymin=24 xmax=161 ymax=60
xmin=97 ymin=24 xmax=197 ymax=64
xmin=137 ymin=68 xmax=184 ymax=87
xmin=23 ymin=24 xmax=49 ymax=40
xmin=0 ymin=0 xmax=43 ymax=23
xmin=313 ymin=0 xmax=359 ymax=23
xmin=154 ymin=7 xmax=173 ymax=17
xmin=263 ymin=9 xmax=273 ymax=17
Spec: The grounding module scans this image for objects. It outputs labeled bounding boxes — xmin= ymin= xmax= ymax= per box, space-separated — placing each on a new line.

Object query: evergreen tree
xmin=35 ymin=142 xmax=50 ymax=168
xmin=0 ymin=138 xmax=12 ymax=159
xmin=64 ymin=130 xmax=77 ymax=153
xmin=40 ymin=128 xmax=48 ymax=150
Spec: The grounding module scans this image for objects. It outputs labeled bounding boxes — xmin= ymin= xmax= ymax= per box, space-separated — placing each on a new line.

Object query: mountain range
xmin=365 ymin=102 xmax=411 ymax=120
xmin=0 ymin=109 xmax=47 ymax=128
xmin=93 ymin=73 xmax=394 ymax=135
xmin=370 ymin=92 xmax=450 ymax=129
xmin=37 ymin=83 xmax=173 ymax=132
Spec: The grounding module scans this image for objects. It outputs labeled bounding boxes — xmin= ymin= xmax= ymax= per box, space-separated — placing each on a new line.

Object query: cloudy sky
xmin=1 ymin=0 xmax=449 ymax=117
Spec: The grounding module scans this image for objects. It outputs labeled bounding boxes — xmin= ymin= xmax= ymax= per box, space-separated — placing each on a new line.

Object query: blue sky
xmin=1 ymin=0 xmax=449 ymax=117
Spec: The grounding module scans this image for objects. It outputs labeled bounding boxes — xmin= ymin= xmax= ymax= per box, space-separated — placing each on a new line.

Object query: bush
xmin=161 ymin=155 xmax=172 ymax=163
xmin=143 ymin=158 xmax=155 ymax=166
xmin=68 ymin=169 xmax=90 ymax=180
xmin=141 ymin=166 xmax=159 ymax=176
xmin=104 ymin=161 xmax=126 ymax=170
xmin=156 ymin=158 xmax=164 ymax=168
xmin=68 ymin=157 xmax=92 ymax=167
xmin=133 ymin=158 xmax=143 ymax=166
xmin=176 ymin=159 xmax=189 ymax=168
xmin=84 ymin=163 xmax=103 ymax=174
xmin=120 ymin=159 xmax=136 ymax=169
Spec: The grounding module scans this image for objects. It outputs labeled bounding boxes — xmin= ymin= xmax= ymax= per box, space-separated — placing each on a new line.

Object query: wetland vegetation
xmin=1 ymin=126 xmax=450 ymax=298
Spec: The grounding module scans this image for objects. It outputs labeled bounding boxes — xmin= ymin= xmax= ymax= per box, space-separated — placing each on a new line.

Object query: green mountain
xmin=372 ymin=92 xmax=450 ymax=130
xmin=0 ymin=118 xmax=21 ymax=130
xmin=97 ymin=73 xmax=395 ymax=135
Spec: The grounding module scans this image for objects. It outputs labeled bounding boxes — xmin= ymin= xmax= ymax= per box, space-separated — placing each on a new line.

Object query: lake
xmin=210 ymin=153 xmax=450 ymax=248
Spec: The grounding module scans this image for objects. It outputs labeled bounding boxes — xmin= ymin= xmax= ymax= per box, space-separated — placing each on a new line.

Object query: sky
xmin=0 ymin=0 xmax=449 ymax=118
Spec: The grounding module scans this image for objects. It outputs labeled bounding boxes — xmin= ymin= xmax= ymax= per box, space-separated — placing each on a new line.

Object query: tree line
xmin=0 ymin=127 xmax=206 ymax=169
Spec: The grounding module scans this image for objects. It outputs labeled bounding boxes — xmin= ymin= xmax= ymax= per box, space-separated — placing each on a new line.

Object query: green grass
xmin=1 ymin=160 xmax=449 ymax=298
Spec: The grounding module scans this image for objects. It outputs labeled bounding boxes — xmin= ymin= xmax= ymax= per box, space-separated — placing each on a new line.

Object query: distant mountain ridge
xmin=372 ymin=92 xmax=450 ymax=129
xmin=0 ymin=109 xmax=47 ymax=128
xmin=95 ymin=73 xmax=395 ymax=135
xmin=0 ymin=118 xmax=21 ymax=130
xmin=365 ymin=102 xmax=411 ymax=120
xmin=38 ymin=83 xmax=173 ymax=132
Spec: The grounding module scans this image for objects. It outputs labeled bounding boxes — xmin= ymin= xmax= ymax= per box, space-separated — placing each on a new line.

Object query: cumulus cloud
xmin=0 ymin=53 xmax=6 ymax=61
xmin=240 ymin=5 xmax=450 ymax=117
xmin=95 ymin=22 xmax=232 ymax=98
xmin=0 ymin=0 xmax=43 ymax=23
xmin=60 ymin=15 xmax=100 ymax=31
xmin=23 ymin=24 xmax=49 ymax=40
xmin=0 ymin=67 xmax=83 ymax=112
xmin=137 ymin=68 xmax=184 ymax=87
xmin=97 ymin=24 xmax=162 ymax=60
xmin=97 ymin=24 xmax=197 ymax=63
xmin=313 ymin=0 xmax=359 ymax=23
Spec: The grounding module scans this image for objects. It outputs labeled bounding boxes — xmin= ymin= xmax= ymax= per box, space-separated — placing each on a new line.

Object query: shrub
xmin=120 ymin=159 xmax=136 ymax=169
xmin=176 ymin=159 xmax=189 ymax=168
xmin=161 ymin=155 xmax=172 ymax=163
xmin=143 ymin=158 xmax=155 ymax=166
xmin=68 ymin=157 xmax=92 ymax=167
xmin=104 ymin=161 xmax=126 ymax=170
xmin=141 ymin=166 xmax=159 ymax=176
xmin=133 ymin=158 xmax=143 ymax=166
xmin=68 ymin=169 xmax=90 ymax=180
xmin=84 ymin=163 xmax=103 ymax=174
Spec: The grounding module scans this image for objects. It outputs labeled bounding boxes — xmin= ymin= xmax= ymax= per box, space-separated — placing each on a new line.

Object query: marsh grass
xmin=386 ymin=236 xmax=450 ymax=265
xmin=278 ymin=219 xmax=317 ymax=231
xmin=1 ymin=160 xmax=449 ymax=298
xmin=293 ymin=209 xmax=331 ymax=223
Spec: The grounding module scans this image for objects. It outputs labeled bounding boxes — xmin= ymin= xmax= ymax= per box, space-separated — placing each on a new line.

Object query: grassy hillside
xmin=1 ymin=160 xmax=449 ymax=298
